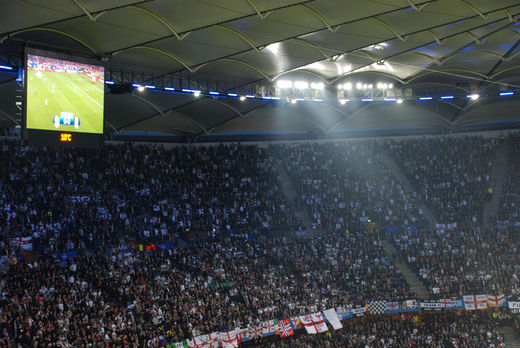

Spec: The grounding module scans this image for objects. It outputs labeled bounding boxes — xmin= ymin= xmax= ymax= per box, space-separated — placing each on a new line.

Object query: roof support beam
xmin=207 ymin=101 xmax=271 ymax=134
xmin=0 ymin=27 xmax=97 ymax=53
xmin=70 ymin=0 xmax=93 ymax=20
xmin=215 ymin=25 xmax=259 ymax=52
xmin=112 ymin=46 xmax=194 ymax=72
xmin=246 ymin=0 xmax=270 ymax=20
xmin=129 ymin=6 xmax=189 ymax=40
xmin=145 ymin=0 xmax=435 ymax=81
xmin=299 ymin=4 xmax=336 ymax=32
xmin=204 ymin=98 xmax=245 ymax=118
xmin=455 ymin=0 xmax=487 ymax=19
xmin=370 ymin=18 xmax=406 ymax=42
xmin=428 ymin=30 xmax=445 ymax=46
xmin=125 ymin=94 xmax=208 ymax=133
xmin=231 ymin=4 xmax=520 ymax=90
xmin=404 ymin=0 xmax=419 ymax=12
xmin=0 ymin=1 xmax=154 ymax=37
xmin=291 ymin=38 xmax=332 ymax=61
xmin=194 ymin=58 xmax=272 ymax=81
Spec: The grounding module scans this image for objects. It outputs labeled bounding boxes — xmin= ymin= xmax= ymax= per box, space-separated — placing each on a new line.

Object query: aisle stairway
xmin=502 ymin=326 xmax=520 ymax=348
xmin=483 ymin=140 xmax=508 ymax=227
xmin=382 ymin=238 xmax=429 ymax=299
xmin=380 ymin=152 xmax=437 ymax=226
xmin=272 ymin=161 xmax=314 ymax=233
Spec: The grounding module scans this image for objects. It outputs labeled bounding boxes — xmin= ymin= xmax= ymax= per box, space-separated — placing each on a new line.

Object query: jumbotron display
xmin=24 ymin=50 xmax=104 ymax=147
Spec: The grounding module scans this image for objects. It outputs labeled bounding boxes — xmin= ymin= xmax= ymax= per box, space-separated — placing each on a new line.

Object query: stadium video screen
xmin=25 ymin=54 xmax=104 ymax=135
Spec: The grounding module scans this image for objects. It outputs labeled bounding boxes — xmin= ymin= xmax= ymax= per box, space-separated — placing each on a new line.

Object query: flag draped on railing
xmin=168 ymin=294 xmax=512 ymax=347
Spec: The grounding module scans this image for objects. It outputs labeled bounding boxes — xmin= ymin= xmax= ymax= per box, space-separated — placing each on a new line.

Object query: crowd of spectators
xmin=247 ymin=311 xmax=505 ymax=348
xmin=386 ymin=136 xmax=496 ymax=225
xmin=0 ymin=139 xmax=414 ymax=346
xmin=270 ymin=141 xmax=425 ymax=232
xmin=499 ymin=133 xmax=520 ymax=223
xmin=0 ymin=141 xmax=302 ymax=257
xmin=0 ymin=228 xmax=413 ymax=346
xmin=0 ymin=133 xmax=517 ymax=347
xmin=392 ymin=225 xmax=520 ymax=297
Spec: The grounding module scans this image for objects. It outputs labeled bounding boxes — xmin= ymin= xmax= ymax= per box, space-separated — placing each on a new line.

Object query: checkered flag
xmin=369 ymin=301 xmax=386 ymax=314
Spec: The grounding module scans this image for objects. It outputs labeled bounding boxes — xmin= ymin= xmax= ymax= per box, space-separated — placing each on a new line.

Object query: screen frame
xmin=23 ymin=48 xmax=105 ymax=147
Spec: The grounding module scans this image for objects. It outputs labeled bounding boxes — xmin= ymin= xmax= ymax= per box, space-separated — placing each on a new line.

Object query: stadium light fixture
xmin=500 ymin=91 xmax=514 ymax=96
xmin=440 ymin=95 xmax=454 ymax=100
xmin=396 ymin=98 xmax=403 ymax=104
xmin=310 ymin=82 xmax=324 ymax=90
xmin=294 ymin=81 xmax=309 ymax=89
xmin=0 ymin=65 xmax=13 ymax=70
xmin=240 ymin=95 xmax=246 ymax=101
xmin=137 ymin=85 xmax=145 ymax=92
xmin=164 ymin=87 xmax=175 ymax=91
xmin=344 ymin=82 xmax=352 ymax=90
xmin=209 ymin=91 xmax=219 ymax=95
xmin=193 ymin=90 xmax=201 ymax=97
xmin=467 ymin=94 xmax=479 ymax=100
xmin=291 ymin=98 xmax=297 ymax=104
xmin=356 ymin=83 xmax=363 ymax=90
xmin=419 ymin=97 xmax=432 ymax=100
xmin=105 ymin=81 xmax=114 ymax=85
xmin=276 ymin=80 xmax=293 ymax=88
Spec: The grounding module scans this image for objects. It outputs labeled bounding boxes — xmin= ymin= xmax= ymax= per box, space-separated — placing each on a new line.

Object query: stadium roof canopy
xmin=2 ymin=0 xmax=520 ymax=141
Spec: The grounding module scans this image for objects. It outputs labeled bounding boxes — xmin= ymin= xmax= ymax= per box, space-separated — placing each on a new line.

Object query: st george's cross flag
xmin=261 ymin=319 xmax=278 ymax=336
xmin=220 ymin=328 xmax=241 ymax=348
xmin=300 ymin=313 xmax=328 ymax=334
xmin=487 ymin=294 xmax=506 ymax=307
xmin=278 ymin=319 xmax=294 ymax=338
xmin=464 ymin=295 xmax=487 ymax=310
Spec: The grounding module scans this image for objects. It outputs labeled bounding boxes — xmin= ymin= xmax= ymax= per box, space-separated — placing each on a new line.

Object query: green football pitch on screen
xmin=26 ymin=62 xmax=104 ymax=134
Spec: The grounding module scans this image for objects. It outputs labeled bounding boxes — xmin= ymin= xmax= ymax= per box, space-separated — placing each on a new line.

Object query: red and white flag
xmin=219 ymin=329 xmax=240 ymax=348
xmin=464 ymin=295 xmax=487 ymax=310
xmin=300 ymin=313 xmax=328 ymax=334
xmin=487 ymin=294 xmax=505 ymax=307
xmin=279 ymin=319 xmax=294 ymax=338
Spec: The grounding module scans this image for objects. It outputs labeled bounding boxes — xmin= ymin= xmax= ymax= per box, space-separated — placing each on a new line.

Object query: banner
xmin=420 ymin=300 xmax=444 ymax=310
xmin=464 ymin=295 xmax=487 ymax=310
xmin=487 ymin=294 xmax=506 ymax=307
xmin=323 ymin=308 xmax=343 ymax=330
xmin=300 ymin=313 xmax=328 ymax=334
xmin=9 ymin=236 xmax=33 ymax=250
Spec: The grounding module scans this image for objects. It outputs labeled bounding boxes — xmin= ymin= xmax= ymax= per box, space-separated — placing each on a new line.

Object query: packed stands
xmin=246 ymin=312 xmax=505 ymax=348
xmin=499 ymin=133 xmax=520 ymax=223
xmin=391 ymin=225 xmax=520 ymax=297
xmin=270 ymin=140 xmax=425 ymax=232
xmin=1 ymin=133 xmax=519 ymax=347
xmin=386 ymin=136 xmax=497 ymax=225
